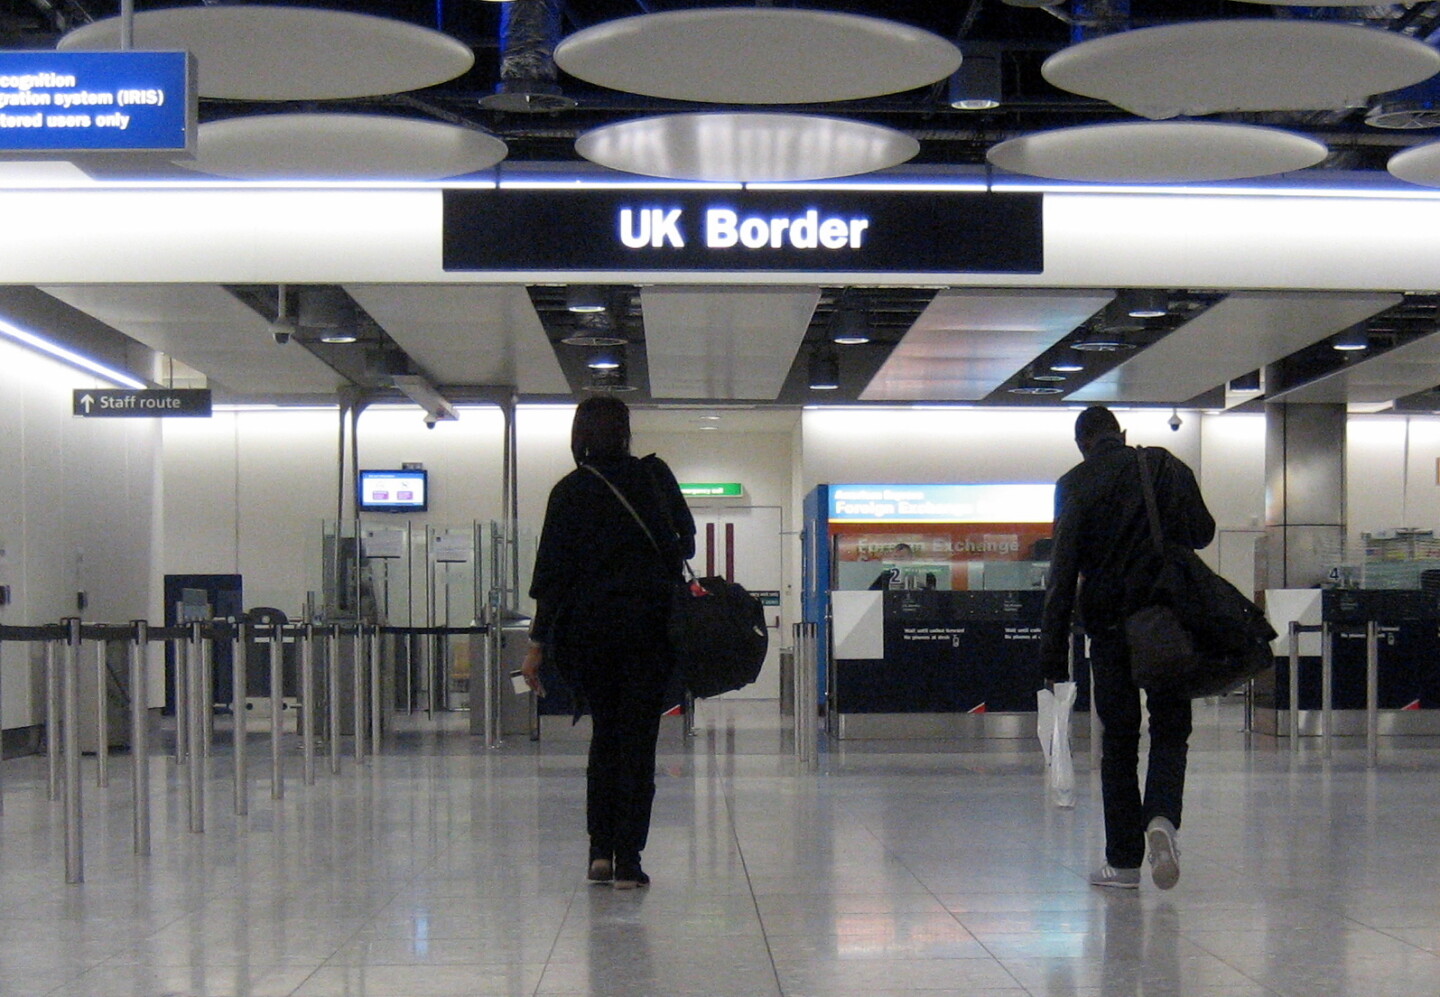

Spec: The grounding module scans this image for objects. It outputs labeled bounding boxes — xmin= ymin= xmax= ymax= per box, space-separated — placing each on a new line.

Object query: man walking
xmin=1040 ymin=406 xmax=1215 ymax=890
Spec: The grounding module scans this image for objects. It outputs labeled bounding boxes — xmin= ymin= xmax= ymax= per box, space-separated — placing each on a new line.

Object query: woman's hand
xmin=521 ymin=643 xmax=546 ymax=697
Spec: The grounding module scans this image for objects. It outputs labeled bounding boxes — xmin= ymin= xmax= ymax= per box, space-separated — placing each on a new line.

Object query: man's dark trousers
xmin=1089 ymin=626 xmax=1193 ymax=869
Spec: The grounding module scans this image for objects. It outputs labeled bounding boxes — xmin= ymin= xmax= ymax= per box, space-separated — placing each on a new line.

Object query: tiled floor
xmin=4 ymin=699 xmax=1440 ymax=996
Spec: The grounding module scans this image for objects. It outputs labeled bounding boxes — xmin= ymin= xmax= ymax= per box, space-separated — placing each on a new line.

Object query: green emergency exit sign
xmin=680 ymin=482 xmax=744 ymax=498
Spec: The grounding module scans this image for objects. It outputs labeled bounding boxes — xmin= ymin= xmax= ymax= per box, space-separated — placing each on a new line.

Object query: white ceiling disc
xmin=1042 ymin=20 xmax=1440 ymax=119
xmin=555 ymin=8 xmax=961 ymax=104
xmin=986 ymin=121 xmax=1328 ymax=183
xmin=1387 ymin=141 xmax=1440 ymax=188
xmin=575 ymin=113 xmax=919 ymax=183
xmin=189 ymin=114 xmax=507 ymax=180
xmin=58 ymin=5 xmax=474 ymax=100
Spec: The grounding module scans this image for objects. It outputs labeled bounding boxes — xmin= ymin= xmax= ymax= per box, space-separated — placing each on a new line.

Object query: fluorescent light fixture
xmin=0 ymin=315 xmax=145 ymax=388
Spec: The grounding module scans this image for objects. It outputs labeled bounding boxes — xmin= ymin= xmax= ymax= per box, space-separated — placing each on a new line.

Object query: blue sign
xmin=828 ymin=483 xmax=1055 ymax=523
xmin=0 ymin=51 xmax=193 ymax=154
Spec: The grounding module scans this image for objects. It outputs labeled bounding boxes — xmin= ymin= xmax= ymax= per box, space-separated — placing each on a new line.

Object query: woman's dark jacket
xmin=1039 ymin=437 xmax=1215 ymax=682
xmin=528 ymin=453 xmax=697 ymax=649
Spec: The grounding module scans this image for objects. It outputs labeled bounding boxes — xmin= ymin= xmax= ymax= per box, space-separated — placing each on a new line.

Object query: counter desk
xmin=828 ymin=588 xmax=1089 ymax=739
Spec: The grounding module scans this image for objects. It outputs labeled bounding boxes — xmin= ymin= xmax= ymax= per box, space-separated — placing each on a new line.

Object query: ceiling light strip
xmin=0 ymin=316 xmax=146 ymax=388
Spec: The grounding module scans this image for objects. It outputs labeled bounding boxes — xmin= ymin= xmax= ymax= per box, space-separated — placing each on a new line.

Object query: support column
xmin=1264 ymin=403 xmax=1346 ymax=589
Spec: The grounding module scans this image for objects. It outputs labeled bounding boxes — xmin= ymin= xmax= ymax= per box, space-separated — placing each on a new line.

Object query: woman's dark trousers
xmin=578 ymin=607 xmax=672 ymax=867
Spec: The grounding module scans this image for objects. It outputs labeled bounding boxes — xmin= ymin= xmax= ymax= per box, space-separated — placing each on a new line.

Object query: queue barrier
xmin=0 ymin=619 xmax=488 ymax=885
xmin=1286 ymin=619 xmax=1384 ymax=769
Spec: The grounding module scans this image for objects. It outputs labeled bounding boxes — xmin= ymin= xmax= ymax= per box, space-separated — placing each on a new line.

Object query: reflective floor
xmin=4 ymin=699 xmax=1440 ymax=996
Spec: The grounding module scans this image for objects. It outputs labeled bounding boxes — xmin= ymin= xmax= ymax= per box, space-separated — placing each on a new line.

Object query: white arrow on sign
xmin=79 ymin=393 xmax=95 ymax=413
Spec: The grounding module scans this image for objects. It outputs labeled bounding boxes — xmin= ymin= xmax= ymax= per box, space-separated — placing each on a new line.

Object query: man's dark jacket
xmin=1039 ymin=436 xmax=1215 ymax=682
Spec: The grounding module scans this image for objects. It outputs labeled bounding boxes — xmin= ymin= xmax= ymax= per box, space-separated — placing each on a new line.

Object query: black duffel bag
xmin=670 ymin=574 xmax=769 ymax=699
xmin=1126 ymin=449 xmax=1277 ymax=699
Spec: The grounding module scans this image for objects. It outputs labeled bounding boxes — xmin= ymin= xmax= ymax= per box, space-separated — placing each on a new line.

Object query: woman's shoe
xmin=613 ymin=864 xmax=649 ymax=890
xmin=587 ymin=858 xmax=613 ymax=883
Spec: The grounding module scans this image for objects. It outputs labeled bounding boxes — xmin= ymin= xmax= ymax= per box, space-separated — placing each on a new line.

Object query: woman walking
xmin=520 ymin=396 xmax=695 ymax=889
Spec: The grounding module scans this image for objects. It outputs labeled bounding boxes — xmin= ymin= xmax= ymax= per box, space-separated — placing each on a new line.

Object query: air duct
xmin=480 ymin=0 xmax=576 ymax=112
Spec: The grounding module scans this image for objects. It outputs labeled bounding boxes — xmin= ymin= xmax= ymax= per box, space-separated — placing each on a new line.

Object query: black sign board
xmin=73 ymin=388 xmax=211 ymax=418
xmin=443 ymin=188 xmax=1043 ymax=274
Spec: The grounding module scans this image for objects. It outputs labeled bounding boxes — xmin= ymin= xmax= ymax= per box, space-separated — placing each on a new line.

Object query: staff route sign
xmin=0 ymin=51 xmax=194 ymax=155
xmin=73 ymin=388 xmax=211 ymax=418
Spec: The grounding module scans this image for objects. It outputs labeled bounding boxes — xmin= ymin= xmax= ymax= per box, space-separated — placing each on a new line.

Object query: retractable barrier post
xmin=1366 ymin=619 xmax=1380 ymax=770
xmin=233 ymin=622 xmax=248 ymax=816
xmin=1288 ymin=622 xmax=1301 ymax=752
xmin=130 ymin=621 xmax=151 ymax=856
xmin=482 ymin=623 xmax=499 ymax=748
xmin=328 ymin=625 xmax=341 ymax=775
xmin=369 ymin=627 xmax=381 ymax=756
xmin=46 ymin=639 xmax=60 ymax=802
xmin=353 ymin=627 xmax=365 ymax=765
xmin=201 ymin=633 xmax=215 ymax=757
xmin=173 ymin=634 xmax=189 ymax=765
xmin=269 ymin=625 xmax=284 ymax=800
xmin=301 ymin=625 xmax=316 ymax=786
xmin=187 ymin=622 xmax=205 ymax=833
xmin=63 ymin=618 xmax=83 ymax=883
xmin=792 ymin=622 xmax=818 ymax=771
xmin=1321 ymin=622 xmax=1334 ymax=760
xmin=94 ymin=639 xmax=109 ymax=788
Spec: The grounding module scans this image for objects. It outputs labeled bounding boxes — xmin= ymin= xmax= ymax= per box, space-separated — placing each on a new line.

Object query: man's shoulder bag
xmin=1126 ymin=448 xmax=1277 ymax=698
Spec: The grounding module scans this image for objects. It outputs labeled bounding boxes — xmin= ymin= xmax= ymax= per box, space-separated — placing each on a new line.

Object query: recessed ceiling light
xmin=1009 ymin=384 xmax=1065 ymax=395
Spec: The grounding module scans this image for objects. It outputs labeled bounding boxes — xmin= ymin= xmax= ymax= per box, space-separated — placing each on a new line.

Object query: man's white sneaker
xmin=1089 ymin=864 xmax=1141 ymax=889
xmin=1146 ymin=816 xmax=1181 ymax=891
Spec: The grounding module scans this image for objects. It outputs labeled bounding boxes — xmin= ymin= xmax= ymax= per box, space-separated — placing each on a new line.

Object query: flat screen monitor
xmin=357 ymin=469 xmax=428 ymax=514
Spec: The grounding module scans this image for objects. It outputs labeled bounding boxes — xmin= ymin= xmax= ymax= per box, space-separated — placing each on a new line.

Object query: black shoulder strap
xmin=1135 ymin=447 xmax=1166 ymax=552
xmin=583 ymin=464 xmax=662 ymax=553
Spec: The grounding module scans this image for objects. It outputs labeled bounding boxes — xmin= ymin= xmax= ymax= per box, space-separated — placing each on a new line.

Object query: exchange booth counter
xmin=1255 ymin=588 xmax=1440 ymax=737
xmin=829 ymin=589 xmax=1086 ymax=739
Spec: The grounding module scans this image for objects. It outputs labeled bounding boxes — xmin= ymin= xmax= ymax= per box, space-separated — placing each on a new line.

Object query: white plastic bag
xmin=1035 ymin=687 xmax=1056 ymax=765
xmin=1037 ymin=681 xmax=1077 ymax=809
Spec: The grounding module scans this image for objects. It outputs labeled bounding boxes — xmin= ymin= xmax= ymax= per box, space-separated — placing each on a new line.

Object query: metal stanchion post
xmin=1366 ymin=619 xmax=1380 ymax=770
xmin=46 ymin=640 xmax=60 ymax=802
xmin=369 ymin=627 xmax=381 ymax=756
xmin=683 ymin=691 xmax=696 ymax=739
xmin=130 ymin=621 xmax=151 ymax=856
xmin=269 ymin=625 xmax=284 ymax=800
xmin=1321 ymin=622 xmax=1333 ymax=760
xmin=302 ymin=625 xmax=316 ymax=786
xmin=328 ymin=625 xmax=341 ymax=774
xmin=1288 ymin=622 xmax=1300 ymax=753
xmin=63 ymin=618 xmax=84 ymax=883
xmin=173 ymin=635 xmax=189 ymax=765
xmin=790 ymin=623 xmax=802 ymax=759
xmin=353 ymin=627 xmax=365 ymax=765
xmin=202 ymin=632 xmax=214 ymax=757
xmin=233 ymin=622 xmax=248 ymax=816
xmin=187 ymin=622 xmax=205 ymax=833
xmin=482 ymin=623 xmax=498 ymax=749
xmin=95 ymin=639 xmax=109 ymax=788
xmin=792 ymin=622 xmax=818 ymax=771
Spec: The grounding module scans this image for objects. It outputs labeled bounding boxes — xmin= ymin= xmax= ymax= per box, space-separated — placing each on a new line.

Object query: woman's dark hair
xmin=571 ymin=395 xmax=632 ymax=464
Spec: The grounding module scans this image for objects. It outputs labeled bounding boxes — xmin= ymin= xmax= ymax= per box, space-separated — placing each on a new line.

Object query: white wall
xmin=0 ymin=340 xmax=160 ymax=728
xmin=161 ymin=404 xmax=510 ymax=619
